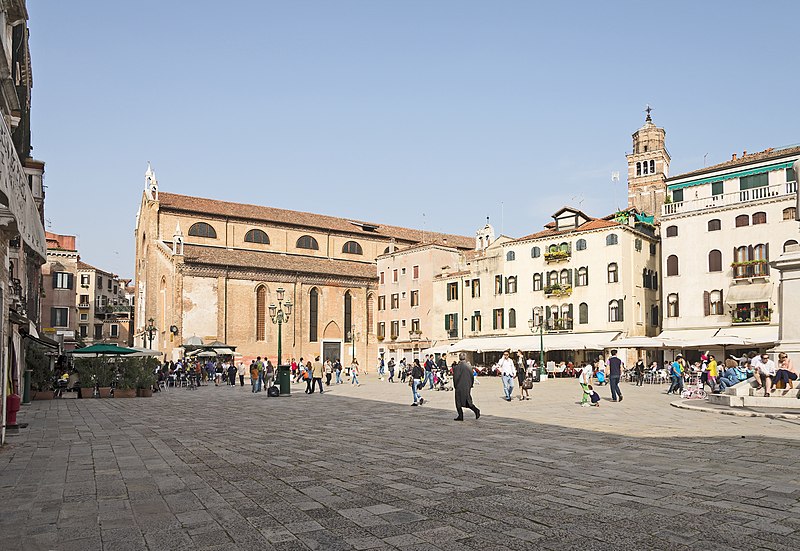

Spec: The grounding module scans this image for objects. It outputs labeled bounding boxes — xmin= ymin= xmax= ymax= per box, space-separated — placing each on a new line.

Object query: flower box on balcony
xmin=544 ymin=250 xmax=570 ymax=262
xmin=544 ymin=284 xmax=572 ymax=297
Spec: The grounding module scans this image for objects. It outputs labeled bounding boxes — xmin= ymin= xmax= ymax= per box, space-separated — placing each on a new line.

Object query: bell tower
xmin=626 ymin=107 xmax=670 ymax=219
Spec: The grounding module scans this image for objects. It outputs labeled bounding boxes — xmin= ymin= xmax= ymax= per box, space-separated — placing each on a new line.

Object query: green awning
xmin=667 ymin=161 xmax=795 ymax=191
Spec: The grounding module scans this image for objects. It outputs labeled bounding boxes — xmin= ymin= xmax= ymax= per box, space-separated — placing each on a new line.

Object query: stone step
xmin=742 ymin=395 xmax=800 ymax=408
xmin=724 ymin=379 xmax=758 ymax=397
xmin=707 ymin=394 xmax=742 ymax=407
xmin=748 ymin=387 xmax=800 ymax=398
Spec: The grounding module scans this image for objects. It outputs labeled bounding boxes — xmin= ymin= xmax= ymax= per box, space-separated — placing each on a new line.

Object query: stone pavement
xmin=1 ymin=375 xmax=799 ymax=550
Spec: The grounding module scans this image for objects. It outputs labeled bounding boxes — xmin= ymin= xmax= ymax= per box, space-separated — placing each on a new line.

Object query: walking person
xmin=666 ymin=355 xmax=685 ymax=395
xmin=387 ymin=358 xmax=395 ymax=383
xmin=423 ymin=355 xmax=435 ymax=390
xmin=324 ymin=359 xmax=333 ymax=386
xmin=453 ymin=353 xmax=480 ymax=420
xmin=250 ymin=360 xmax=259 ymax=393
xmin=411 ymin=358 xmax=424 ymax=406
xmin=227 ymin=362 xmax=236 ymax=386
xmin=237 ymin=361 xmax=246 ymax=387
xmin=634 ymin=357 xmax=645 ymax=387
xmin=310 ymin=357 xmax=324 ymax=393
xmin=256 ymin=357 xmax=265 ymax=392
xmin=304 ymin=361 xmax=314 ymax=393
xmin=607 ymin=349 xmax=624 ymax=402
xmin=579 ymin=361 xmax=593 ymax=406
xmin=399 ymin=359 xmax=408 ymax=383
xmin=334 ymin=358 xmax=343 ymax=384
xmin=516 ymin=351 xmax=527 ymax=401
xmin=498 ymin=350 xmax=516 ymax=402
xmin=350 ymin=358 xmax=361 ymax=386
xmin=264 ymin=360 xmax=275 ymax=391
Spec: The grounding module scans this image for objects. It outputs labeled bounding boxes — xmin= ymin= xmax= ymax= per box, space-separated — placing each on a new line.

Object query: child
xmin=584 ymin=384 xmax=601 ymax=407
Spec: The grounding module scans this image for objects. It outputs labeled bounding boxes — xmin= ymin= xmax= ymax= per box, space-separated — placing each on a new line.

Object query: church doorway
xmin=322 ymin=341 xmax=341 ymax=363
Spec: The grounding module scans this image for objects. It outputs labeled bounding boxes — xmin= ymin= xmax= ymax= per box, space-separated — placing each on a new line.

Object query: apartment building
xmin=41 ymin=232 xmax=79 ymax=349
xmin=76 ymin=261 xmax=133 ymax=346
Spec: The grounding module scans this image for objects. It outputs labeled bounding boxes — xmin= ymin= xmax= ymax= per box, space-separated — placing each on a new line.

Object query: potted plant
xmin=75 ymin=357 xmax=115 ymax=398
xmin=135 ymin=358 xmax=157 ymax=397
xmin=27 ymin=341 xmax=54 ymax=400
xmin=114 ymin=357 xmax=139 ymax=398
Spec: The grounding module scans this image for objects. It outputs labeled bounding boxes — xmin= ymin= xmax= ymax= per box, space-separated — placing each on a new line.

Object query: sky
xmin=27 ymin=0 xmax=800 ymax=277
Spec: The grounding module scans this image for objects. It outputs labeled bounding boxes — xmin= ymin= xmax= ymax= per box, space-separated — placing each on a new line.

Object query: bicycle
xmin=681 ymin=384 xmax=707 ymax=400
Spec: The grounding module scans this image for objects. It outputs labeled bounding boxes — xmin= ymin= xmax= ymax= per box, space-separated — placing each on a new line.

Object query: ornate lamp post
xmin=145 ymin=318 xmax=157 ymax=349
xmin=268 ymin=287 xmax=292 ymax=367
xmin=347 ymin=329 xmax=359 ymax=364
xmin=528 ymin=317 xmax=545 ymax=377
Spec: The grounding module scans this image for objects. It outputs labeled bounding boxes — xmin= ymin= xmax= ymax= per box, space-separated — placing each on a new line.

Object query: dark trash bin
xmin=278 ymin=365 xmax=291 ymax=396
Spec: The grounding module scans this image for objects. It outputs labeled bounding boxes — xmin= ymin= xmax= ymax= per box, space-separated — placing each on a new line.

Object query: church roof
xmin=180 ymin=244 xmax=378 ymax=280
xmin=158 ymin=192 xmax=473 ymax=249
xmin=668 ymin=145 xmax=800 ymax=182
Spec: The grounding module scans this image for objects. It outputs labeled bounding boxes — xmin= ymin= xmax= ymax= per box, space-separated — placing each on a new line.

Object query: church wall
xmin=182 ymin=275 xmax=218 ymax=342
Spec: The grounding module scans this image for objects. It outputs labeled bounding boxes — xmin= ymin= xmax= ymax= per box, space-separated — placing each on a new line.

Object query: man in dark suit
xmin=453 ymin=352 xmax=480 ymax=421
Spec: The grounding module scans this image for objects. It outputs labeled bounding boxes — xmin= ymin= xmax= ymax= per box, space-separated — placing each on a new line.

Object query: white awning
xmin=421 ymin=343 xmax=458 ymax=355
xmin=449 ymin=332 xmax=620 ymax=353
xmin=716 ymin=325 xmax=779 ymax=345
xmin=657 ymin=329 xmax=718 ymax=345
xmin=726 ymin=282 xmax=774 ymax=304
xmin=604 ymin=335 xmax=676 ymax=349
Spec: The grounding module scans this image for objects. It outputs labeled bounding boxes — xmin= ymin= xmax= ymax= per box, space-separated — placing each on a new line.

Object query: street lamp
xmin=528 ymin=317 xmax=545 ymax=377
xmin=347 ymin=329 xmax=359 ymax=363
xmin=268 ymin=287 xmax=292 ymax=366
xmin=145 ymin=318 xmax=157 ymax=349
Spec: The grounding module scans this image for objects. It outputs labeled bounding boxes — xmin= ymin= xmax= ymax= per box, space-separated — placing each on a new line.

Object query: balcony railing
xmin=544 ymin=250 xmax=571 ymax=263
xmin=544 ymin=284 xmax=572 ymax=297
xmin=731 ymin=260 xmax=768 ymax=279
xmin=545 ymin=319 xmax=573 ymax=332
xmin=78 ymin=303 xmax=90 ymax=309
xmin=663 ymin=181 xmax=797 ymax=216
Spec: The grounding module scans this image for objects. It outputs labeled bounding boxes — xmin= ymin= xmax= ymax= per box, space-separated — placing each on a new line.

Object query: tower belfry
xmin=625 ymin=107 xmax=670 ymax=219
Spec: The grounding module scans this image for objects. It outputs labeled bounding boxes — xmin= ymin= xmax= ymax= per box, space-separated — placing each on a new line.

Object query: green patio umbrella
xmin=70 ymin=343 xmax=139 ymax=355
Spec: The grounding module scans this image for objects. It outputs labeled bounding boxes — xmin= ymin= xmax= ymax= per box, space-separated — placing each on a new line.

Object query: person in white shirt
xmin=498 ymin=350 xmax=516 ymax=402
xmin=579 ymin=363 xmax=593 ymax=406
xmin=752 ymin=353 xmax=776 ymax=397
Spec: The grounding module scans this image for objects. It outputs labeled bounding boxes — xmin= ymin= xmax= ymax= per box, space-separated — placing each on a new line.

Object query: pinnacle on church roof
xmin=645 ymin=104 xmax=653 ymax=123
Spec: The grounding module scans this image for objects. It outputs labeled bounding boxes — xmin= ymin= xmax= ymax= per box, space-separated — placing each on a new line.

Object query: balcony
xmin=731 ymin=260 xmax=768 ymax=280
xmin=545 ymin=319 xmax=573 ymax=332
xmin=544 ymin=250 xmax=571 ymax=263
xmin=78 ymin=302 xmax=91 ymax=309
xmin=544 ymin=283 xmax=572 ymax=297
xmin=663 ymin=181 xmax=797 ymax=216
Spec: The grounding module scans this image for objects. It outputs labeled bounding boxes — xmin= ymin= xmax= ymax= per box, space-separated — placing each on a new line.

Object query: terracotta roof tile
xmin=668 ymin=145 xmax=800 ymax=181
xmin=181 ymin=244 xmax=378 ymax=280
xmin=159 ymin=192 xmax=473 ymax=249
xmin=515 ymin=218 xmax=620 ymax=242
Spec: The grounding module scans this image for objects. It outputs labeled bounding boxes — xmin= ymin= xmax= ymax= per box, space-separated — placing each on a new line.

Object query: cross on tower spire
xmin=645 ymin=104 xmax=653 ymax=122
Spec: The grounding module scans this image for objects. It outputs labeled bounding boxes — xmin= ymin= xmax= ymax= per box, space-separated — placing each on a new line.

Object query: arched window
xmin=606 ymin=234 xmax=618 ymax=246
xmin=642 ymin=161 xmax=649 ymax=175
xmin=244 ymin=229 xmax=270 ymax=244
xmin=735 ymin=246 xmax=748 ymax=263
xmin=342 ymin=241 xmax=363 ymax=255
xmin=649 ymin=160 xmax=655 ymax=174
xmin=559 ymin=242 xmax=570 ymax=253
xmin=666 ymin=255 xmax=679 ymax=276
xmin=785 ymin=240 xmax=799 ymax=252
xmin=784 ymin=207 xmax=797 ymax=220
xmin=609 ymin=300 xmax=621 ymax=322
xmin=735 ymin=215 xmax=749 ymax=227
xmin=559 ymin=269 xmax=570 ymax=286
xmin=256 ymin=286 xmax=267 ymax=341
xmin=548 ymin=244 xmax=559 ymax=253
xmin=579 ymin=303 xmax=588 ymax=324
xmin=667 ymin=293 xmax=679 ymax=317
xmin=636 ymin=162 xmax=642 ymax=176
xmin=533 ymin=273 xmax=543 ymax=291
xmin=636 ymin=301 xmax=642 ymax=324
xmin=752 ymin=211 xmax=767 ymax=225
xmin=297 ymin=235 xmax=319 ymax=250
xmin=576 ymin=267 xmax=588 ymax=286
xmin=188 ymin=222 xmax=217 ymax=238
xmin=547 ymin=271 xmax=559 ymax=286
xmin=505 ymin=276 xmax=517 ymax=294
xmin=709 ymin=290 xmax=723 ymax=315
xmin=532 ymin=306 xmax=543 ymax=327
xmin=531 ymin=246 xmax=541 ymax=258
xmin=753 ymin=243 xmax=767 ymax=262
xmin=309 ymin=288 xmax=319 ymax=342
xmin=708 ymin=219 xmax=721 ymax=231
xmin=576 ymin=239 xmax=587 ymax=251
xmin=708 ymin=250 xmax=722 ymax=272
xmin=344 ymin=291 xmax=352 ymax=341
xmin=383 ymin=246 xmax=391 ymax=254
xmin=665 ymin=225 xmax=678 ymax=237
xmin=506 ymin=251 xmax=516 ymax=261
xmin=607 ymin=262 xmax=618 ymax=283
xmin=508 ymin=308 xmax=516 ymax=329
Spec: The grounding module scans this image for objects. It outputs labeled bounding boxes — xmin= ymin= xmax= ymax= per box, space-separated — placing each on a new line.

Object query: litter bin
xmin=278 ymin=365 xmax=291 ymax=396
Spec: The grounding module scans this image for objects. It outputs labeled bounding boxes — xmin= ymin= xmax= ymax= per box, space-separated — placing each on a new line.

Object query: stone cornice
xmin=179 ymin=263 xmax=377 ymax=289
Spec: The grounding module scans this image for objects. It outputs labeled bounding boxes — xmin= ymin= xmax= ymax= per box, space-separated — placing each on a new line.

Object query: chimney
xmin=732 ymin=153 xmax=737 ymax=161
xmin=742 ymin=150 xmax=747 ymax=157
xmin=443 ymin=238 xmax=447 ymax=246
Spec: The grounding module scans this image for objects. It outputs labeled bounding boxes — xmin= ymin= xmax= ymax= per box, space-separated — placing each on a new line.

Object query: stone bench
xmin=706 ymin=378 xmax=800 ymax=409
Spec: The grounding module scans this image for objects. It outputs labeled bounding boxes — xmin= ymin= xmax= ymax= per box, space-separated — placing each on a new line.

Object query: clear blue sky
xmin=27 ymin=0 xmax=800 ymax=277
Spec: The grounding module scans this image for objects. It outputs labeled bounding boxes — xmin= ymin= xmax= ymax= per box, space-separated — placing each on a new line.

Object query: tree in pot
xmin=74 ymin=357 xmax=115 ymax=398
xmin=135 ymin=357 xmax=158 ymax=397
xmin=27 ymin=340 xmax=54 ymax=400
xmin=114 ymin=357 xmax=139 ymax=398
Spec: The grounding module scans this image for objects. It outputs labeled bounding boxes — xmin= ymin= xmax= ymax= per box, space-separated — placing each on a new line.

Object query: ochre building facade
xmin=133 ymin=167 xmax=472 ymax=365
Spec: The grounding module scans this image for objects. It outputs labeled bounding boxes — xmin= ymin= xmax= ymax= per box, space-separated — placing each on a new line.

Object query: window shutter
xmin=567 ymin=270 xmax=573 ymax=286
xmin=585 ymin=267 xmax=589 ymax=286
xmin=568 ymin=304 xmax=574 ymax=323
xmin=545 ymin=306 xmax=551 ymax=322
xmin=719 ymin=289 xmax=723 ymax=308
xmin=51 ymin=307 xmax=57 ymax=326
xmin=444 ymin=315 xmax=450 ymax=331
xmin=575 ymin=268 xmax=580 ymax=285
xmin=703 ymin=291 xmax=710 ymax=317
xmin=67 ymin=273 xmax=74 ymax=290
xmin=765 ymin=243 xmax=770 ymax=274
xmin=52 ymin=272 xmax=58 ymax=289
xmin=618 ymin=298 xmax=624 ymax=322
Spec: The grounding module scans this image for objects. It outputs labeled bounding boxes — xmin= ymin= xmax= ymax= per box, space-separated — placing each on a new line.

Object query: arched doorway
xmin=322 ymin=321 xmax=342 ymax=363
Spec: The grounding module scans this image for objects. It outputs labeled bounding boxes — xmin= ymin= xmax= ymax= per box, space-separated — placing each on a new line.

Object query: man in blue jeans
xmin=498 ymin=350 xmax=516 ymax=401
xmin=423 ymin=355 xmax=435 ymax=389
xmin=606 ymin=349 xmax=624 ymax=402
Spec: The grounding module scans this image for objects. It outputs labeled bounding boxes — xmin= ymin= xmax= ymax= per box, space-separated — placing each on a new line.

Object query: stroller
xmin=434 ymin=369 xmax=453 ymax=391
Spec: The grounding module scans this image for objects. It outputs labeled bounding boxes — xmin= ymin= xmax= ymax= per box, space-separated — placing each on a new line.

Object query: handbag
xmin=522 ymin=378 xmax=533 ymax=390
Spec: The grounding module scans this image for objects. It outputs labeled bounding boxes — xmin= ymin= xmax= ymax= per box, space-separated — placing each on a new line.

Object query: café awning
xmin=725 ymin=282 xmax=773 ymax=304
xmin=716 ymin=325 xmax=779 ymax=345
xmin=449 ymin=332 xmax=620 ymax=353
